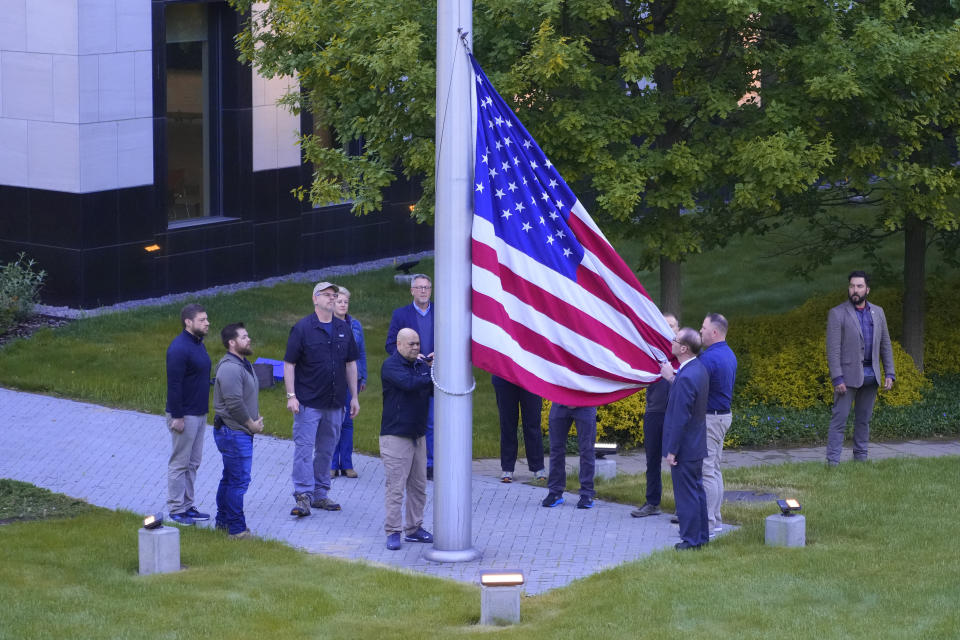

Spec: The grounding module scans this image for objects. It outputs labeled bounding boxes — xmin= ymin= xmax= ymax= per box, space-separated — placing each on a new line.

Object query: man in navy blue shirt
xmin=284 ymin=282 xmax=360 ymax=517
xmin=632 ymin=312 xmax=679 ymax=518
xmin=698 ymin=313 xmax=738 ymax=537
xmin=165 ymin=303 xmax=212 ymax=526
xmin=386 ymin=274 xmax=436 ymax=478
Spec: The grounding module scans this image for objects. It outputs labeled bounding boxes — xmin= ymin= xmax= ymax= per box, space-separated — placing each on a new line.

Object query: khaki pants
xmin=380 ymin=435 xmax=427 ymax=535
xmin=166 ymin=413 xmax=206 ymax=514
xmin=703 ymin=412 xmax=732 ymax=530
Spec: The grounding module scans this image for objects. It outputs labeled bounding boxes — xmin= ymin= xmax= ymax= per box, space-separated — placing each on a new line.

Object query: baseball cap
xmin=312 ymin=281 xmax=339 ymax=296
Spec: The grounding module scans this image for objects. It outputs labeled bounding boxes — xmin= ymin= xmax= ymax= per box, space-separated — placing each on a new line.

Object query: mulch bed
xmin=0 ymin=314 xmax=73 ymax=347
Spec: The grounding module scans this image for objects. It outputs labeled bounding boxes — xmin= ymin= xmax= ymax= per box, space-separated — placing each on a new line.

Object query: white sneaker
xmin=500 ymin=471 xmax=513 ymax=483
xmin=533 ymin=469 xmax=547 ymax=480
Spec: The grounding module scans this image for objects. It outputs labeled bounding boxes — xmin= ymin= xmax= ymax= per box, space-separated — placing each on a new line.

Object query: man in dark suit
xmin=826 ymin=270 xmax=895 ymax=466
xmin=386 ymin=274 xmax=436 ymax=478
xmin=662 ymin=327 xmax=710 ymax=550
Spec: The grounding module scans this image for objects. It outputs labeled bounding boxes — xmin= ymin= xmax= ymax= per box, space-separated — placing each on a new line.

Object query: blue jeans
xmin=332 ymin=392 xmax=355 ymax=471
xmin=291 ymin=405 xmax=343 ymax=499
xmin=213 ymin=427 xmax=253 ymax=535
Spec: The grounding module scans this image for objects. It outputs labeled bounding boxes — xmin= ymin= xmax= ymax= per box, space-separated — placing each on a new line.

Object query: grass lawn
xmin=1 ymin=456 xmax=957 ymax=639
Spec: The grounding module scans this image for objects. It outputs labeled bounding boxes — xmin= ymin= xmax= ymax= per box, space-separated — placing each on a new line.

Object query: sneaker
xmin=386 ymin=532 xmax=402 ymax=550
xmin=310 ymin=497 xmax=341 ymax=511
xmin=343 ymin=469 xmax=358 ymax=479
xmin=670 ymin=515 xmax=680 ymax=524
xmin=404 ymin=527 xmax=434 ymax=543
xmin=168 ymin=512 xmax=195 ymax=526
xmin=183 ymin=507 xmax=210 ymax=521
xmin=500 ymin=471 xmax=513 ymax=483
xmin=631 ymin=503 xmax=661 ymax=518
xmin=330 ymin=469 xmax=339 ymax=478
xmin=229 ymin=529 xmax=252 ymax=540
xmin=290 ymin=493 xmax=311 ymax=517
xmin=533 ymin=469 xmax=547 ymax=481
xmin=426 ymin=466 xmax=434 ymax=481
xmin=542 ymin=492 xmax=564 ymax=508
xmin=577 ymin=495 xmax=595 ymax=509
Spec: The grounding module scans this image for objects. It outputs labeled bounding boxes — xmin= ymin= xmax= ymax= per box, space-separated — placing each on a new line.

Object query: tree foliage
xmin=231 ymin=0 xmax=960 ymax=325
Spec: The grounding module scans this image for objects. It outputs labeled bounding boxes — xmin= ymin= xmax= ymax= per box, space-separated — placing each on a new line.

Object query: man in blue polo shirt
xmin=284 ymin=282 xmax=360 ymax=517
xmin=698 ymin=312 xmax=737 ymax=537
xmin=165 ymin=303 xmax=212 ymax=526
xmin=386 ymin=273 xmax=436 ymax=479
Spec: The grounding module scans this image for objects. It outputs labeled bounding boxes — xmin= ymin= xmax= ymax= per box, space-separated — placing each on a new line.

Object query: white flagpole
xmin=423 ymin=0 xmax=480 ymax=563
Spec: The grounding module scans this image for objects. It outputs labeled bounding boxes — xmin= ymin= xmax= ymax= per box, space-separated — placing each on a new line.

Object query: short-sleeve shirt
xmin=284 ymin=314 xmax=358 ymax=409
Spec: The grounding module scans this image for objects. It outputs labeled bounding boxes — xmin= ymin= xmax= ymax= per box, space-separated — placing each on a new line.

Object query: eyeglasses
xmin=316 ymin=292 xmax=337 ymax=298
xmin=412 ymin=285 xmax=432 ymax=291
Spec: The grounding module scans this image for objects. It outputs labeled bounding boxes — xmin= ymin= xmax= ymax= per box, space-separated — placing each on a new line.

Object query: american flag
xmin=469 ymin=54 xmax=674 ymax=406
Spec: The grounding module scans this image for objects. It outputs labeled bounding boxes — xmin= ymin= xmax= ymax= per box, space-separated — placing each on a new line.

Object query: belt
xmin=706 ymin=410 xmax=731 ymax=415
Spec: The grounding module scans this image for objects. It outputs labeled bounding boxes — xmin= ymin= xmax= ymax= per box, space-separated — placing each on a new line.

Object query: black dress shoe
xmin=674 ymin=541 xmax=701 ymax=551
xmin=426 ymin=466 xmax=434 ymax=481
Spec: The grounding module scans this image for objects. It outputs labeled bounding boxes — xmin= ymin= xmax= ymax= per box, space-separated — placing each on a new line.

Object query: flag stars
xmin=549 ymin=211 xmax=560 ymax=220
xmin=501 ymin=161 xmax=510 ymax=171
xmin=538 ymin=216 xmax=546 ymax=225
xmin=494 ymin=189 xmax=505 ymax=199
xmin=541 ymin=191 xmax=551 ymax=202
xmin=556 ymin=229 xmax=565 ymax=238
xmin=522 ymin=177 xmax=528 ymax=185
xmin=513 ymin=156 xmax=520 ymax=166
xmin=503 ymin=137 xmax=512 ymax=147
xmin=522 ymin=222 xmax=532 ymax=232
xmin=545 ymin=159 xmax=553 ymax=168
xmin=488 ymin=167 xmax=498 ymax=178
xmin=475 ymin=183 xmax=484 ymax=193
xmin=514 ymin=202 xmax=525 ymax=213
xmin=548 ymin=179 xmax=558 ymax=188
xmin=555 ymin=199 xmax=564 ymax=210
xmin=501 ymin=209 xmax=512 ymax=219
xmin=507 ymin=182 xmax=518 ymax=192
xmin=481 ymin=153 xmax=489 ymax=164
xmin=530 ymin=160 xmax=538 ymax=170
xmin=484 ymin=97 xmax=493 ymax=107
xmin=563 ymin=247 xmax=572 ymax=257
xmin=523 ymin=139 xmax=532 ymax=149
xmin=495 ymin=116 xmax=504 ymax=126
xmin=488 ymin=119 xmax=495 ymax=129
xmin=546 ymin=235 xmax=555 ymax=245
xmin=495 ymin=140 xmax=503 ymax=150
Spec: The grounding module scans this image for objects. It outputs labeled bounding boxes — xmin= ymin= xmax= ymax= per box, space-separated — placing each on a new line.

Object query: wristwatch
xmin=286 ymin=392 xmax=296 ymax=399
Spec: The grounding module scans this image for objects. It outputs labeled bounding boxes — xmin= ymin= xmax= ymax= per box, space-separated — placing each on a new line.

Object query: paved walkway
xmin=2 ymin=388 xmax=957 ymax=594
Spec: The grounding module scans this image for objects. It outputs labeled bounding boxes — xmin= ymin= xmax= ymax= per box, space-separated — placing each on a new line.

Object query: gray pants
xmin=827 ymin=376 xmax=879 ymax=464
xmin=379 ymin=435 xmax=427 ymax=535
xmin=166 ymin=413 xmax=206 ymax=514
xmin=703 ymin=412 xmax=732 ymax=530
xmin=547 ymin=404 xmax=597 ymax=498
xmin=291 ymin=405 xmax=344 ymax=499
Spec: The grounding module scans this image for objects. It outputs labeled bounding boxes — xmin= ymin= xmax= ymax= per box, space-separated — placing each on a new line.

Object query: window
xmin=165 ymin=3 xmax=215 ymax=223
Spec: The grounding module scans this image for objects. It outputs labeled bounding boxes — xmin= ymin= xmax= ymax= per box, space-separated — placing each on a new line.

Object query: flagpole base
xmin=423 ymin=546 xmax=482 ymax=563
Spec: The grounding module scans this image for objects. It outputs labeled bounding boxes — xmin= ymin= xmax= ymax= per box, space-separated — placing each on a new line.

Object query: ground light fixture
xmin=479 ymin=571 xmax=524 ymax=625
xmin=777 ymin=498 xmax=802 ymax=516
xmin=594 ymin=442 xmax=617 ymax=458
xmin=143 ymin=513 xmax=163 ymax=530
xmin=480 ymin=571 xmax=525 ymax=587
xmin=144 ymin=244 xmax=161 ymax=252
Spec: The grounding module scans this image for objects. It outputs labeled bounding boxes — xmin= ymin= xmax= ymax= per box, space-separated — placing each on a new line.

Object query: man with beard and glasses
xmin=826 ymin=270 xmax=895 ymax=466
xmin=212 ymin=323 xmax=264 ymax=539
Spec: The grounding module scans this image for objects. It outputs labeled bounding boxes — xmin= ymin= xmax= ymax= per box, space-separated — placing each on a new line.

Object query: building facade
xmin=0 ymin=0 xmax=429 ymax=308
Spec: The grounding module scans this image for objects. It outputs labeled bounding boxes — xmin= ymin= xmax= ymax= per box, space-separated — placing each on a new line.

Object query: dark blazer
xmin=380 ymin=351 xmax=433 ymax=439
xmin=386 ymin=303 xmax=433 ymax=355
xmin=826 ymin=301 xmax=895 ymax=388
xmin=662 ymin=358 xmax=709 ymax=461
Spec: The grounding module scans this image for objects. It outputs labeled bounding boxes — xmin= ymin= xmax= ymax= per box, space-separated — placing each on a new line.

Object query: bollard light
xmin=594 ymin=443 xmax=617 ymax=458
xmin=143 ymin=513 xmax=163 ymax=530
xmin=479 ymin=571 xmax=524 ymax=625
xmin=480 ymin=571 xmax=524 ymax=587
xmin=777 ymin=498 xmax=801 ymax=517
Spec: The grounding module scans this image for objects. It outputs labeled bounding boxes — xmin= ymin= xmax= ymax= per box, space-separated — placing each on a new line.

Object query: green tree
xmin=757 ymin=0 xmax=960 ymax=371
xmin=229 ymin=0 xmax=838 ymax=313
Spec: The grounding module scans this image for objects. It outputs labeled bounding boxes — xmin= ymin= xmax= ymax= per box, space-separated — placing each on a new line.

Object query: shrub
xmin=0 ymin=253 xmax=46 ymax=335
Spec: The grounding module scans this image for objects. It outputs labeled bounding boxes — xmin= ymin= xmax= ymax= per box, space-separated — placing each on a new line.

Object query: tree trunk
xmin=902 ymin=213 xmax=926 ymax=372
xmin=659 ymin=255 xmax=682 ymax=318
